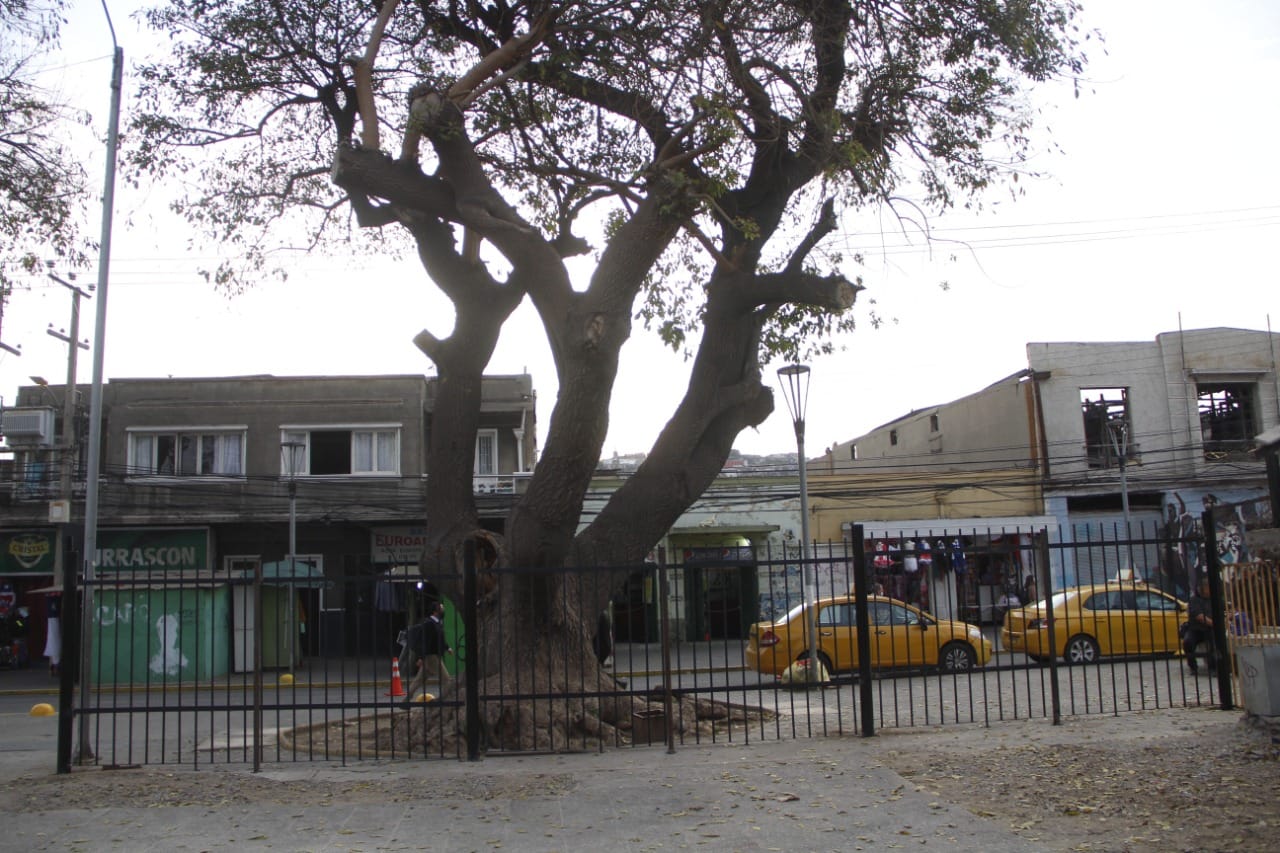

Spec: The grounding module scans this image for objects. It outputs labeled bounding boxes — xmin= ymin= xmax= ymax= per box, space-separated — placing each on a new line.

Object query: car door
xmin=816 ymin=601 xmax=857 ymax=672
xmin=868 ymin=601 xmax=927 ymax=667
xmin=1079 ymin=589 xmax=1117 ymax=655
xmin=1133 ymin=590 xmax=1182 ymax=653
xmin=1105 ymin=589 xmax=1144 ymax=655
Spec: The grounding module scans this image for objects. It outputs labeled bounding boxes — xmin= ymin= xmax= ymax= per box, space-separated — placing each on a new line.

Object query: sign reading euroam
xmin=95 ymin=528 xmax=210 ymax=571
xmin=371 ymin=526 xmax=428 ymax=564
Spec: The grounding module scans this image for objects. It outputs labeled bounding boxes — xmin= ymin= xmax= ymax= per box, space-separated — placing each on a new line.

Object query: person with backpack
xmin=403 ymin=600 xmax=452 ymax=703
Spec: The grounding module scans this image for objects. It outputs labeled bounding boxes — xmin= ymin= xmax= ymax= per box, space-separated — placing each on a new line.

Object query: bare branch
xmin=351 ymin=0 xmax=402 ymax=150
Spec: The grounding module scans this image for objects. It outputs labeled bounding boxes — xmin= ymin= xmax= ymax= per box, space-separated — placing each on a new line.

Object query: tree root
xmin=281 ymin=676 xmax=774 ymax=757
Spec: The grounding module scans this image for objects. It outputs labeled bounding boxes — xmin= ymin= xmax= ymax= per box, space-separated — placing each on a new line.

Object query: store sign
xmin=0 ymin=531 xmax=56 ymax=575
xmin=95 ymin=528 xmax=210 ymax=571
xmin=371 ymin=526 xmax=428 ymax=564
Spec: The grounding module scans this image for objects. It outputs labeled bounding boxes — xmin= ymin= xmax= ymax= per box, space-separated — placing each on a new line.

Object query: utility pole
xmin=46 ymin=273 xmax=91 ymax=624
xmin=47 ymin=273 xmax=92 ymax=517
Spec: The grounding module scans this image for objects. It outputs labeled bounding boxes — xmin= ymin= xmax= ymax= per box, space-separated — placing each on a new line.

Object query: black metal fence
xmin=55 ymin=514 xmax=1245 ymax=771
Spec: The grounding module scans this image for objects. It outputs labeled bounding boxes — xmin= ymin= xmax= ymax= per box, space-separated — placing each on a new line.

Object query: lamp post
xmin=1107 ymin=419 xmax=1134 ymax=578
xmin=777 ymin=364 xmax=817 ymax=680
xmin=282 ymin=441 xmax=305 ymax=669
xmin=77 ymin=8 xmax=124 ymax=766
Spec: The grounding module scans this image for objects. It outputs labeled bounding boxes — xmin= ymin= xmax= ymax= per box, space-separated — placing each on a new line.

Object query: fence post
xmin=252 ymin=561 xmax=263 ymax=772
xmin=463 ymin=539 xmax=482 ymax=761
xmin=1201 ymin=510 xmax=1235 ymax=711
xmin=1036 ymin=530 xmax=1062 ymax=725
xmin=850 ymin=524 xmax=874 ymax=737
xmin=657 ymin=560 xmax=675 ymax=753
xmin=56 ymin=538 xmax=78 ymax=774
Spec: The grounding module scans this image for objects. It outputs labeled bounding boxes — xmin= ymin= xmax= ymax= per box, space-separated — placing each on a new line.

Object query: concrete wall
xmin=817 ymin=371 xmax=1037 ymax=474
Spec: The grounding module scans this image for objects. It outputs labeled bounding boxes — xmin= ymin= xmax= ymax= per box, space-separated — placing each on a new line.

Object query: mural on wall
xmin=1160 ymin=491 xmax=1261 ymax=595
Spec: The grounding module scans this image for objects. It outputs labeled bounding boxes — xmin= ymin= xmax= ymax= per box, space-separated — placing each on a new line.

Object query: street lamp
xmin=777 ymin=364 xmax=818 ymax=681
xmin=1107 ymin=419 xmax=1135 ymax=578
xmin=282 ymin=441 xmax=305 ymax=669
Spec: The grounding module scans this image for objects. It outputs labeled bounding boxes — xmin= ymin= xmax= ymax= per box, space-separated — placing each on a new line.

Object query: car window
xmin=868 ymin=603 xmax=893 ymax=626
xmin=886 ymin=604 xmax=920 ymax=626
xmin=1134 ymin=591 xmax=1178 ymax=611
xmin=1085 ymin=589 xmax=1141 ymax=610
xmin=818 ymin=604 xmax=855 ymax=627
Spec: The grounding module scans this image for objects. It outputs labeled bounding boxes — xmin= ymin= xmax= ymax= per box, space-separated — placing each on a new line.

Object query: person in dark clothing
xmin=404 ymin=601 xmax=452 ymax=702
xmin=1183 ymin=577 xmax=1216 ymax=675
xmin=593 ymin=610 xmax=613 ymax=666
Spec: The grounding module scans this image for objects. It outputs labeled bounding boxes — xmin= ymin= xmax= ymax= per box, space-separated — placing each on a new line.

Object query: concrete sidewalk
xmin=2 ymin=726 xmax=1048 ymax=852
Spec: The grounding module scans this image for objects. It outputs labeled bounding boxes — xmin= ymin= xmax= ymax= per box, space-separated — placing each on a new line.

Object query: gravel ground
xmin=872 ymin=707 xmax=1280 ymax=852
xmin=1 ymin=707 xmax=1276 ymax=852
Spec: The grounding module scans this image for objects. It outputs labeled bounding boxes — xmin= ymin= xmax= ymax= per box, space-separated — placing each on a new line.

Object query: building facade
xmin=818 ymin=327 xmax=1280 ymax=596
xmin=0 ymin=373 xmax=536 ymax=673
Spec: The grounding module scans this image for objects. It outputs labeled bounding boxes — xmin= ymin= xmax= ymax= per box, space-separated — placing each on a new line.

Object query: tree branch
xmin=351 ymin=0 xmax=401 ymax=150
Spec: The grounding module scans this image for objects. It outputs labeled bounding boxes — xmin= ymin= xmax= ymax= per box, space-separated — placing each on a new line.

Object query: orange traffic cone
xmin=386 ymin=658 xmax=406 ymax=697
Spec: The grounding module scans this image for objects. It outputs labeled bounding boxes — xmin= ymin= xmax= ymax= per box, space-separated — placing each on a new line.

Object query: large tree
xmin=0 ymin=0 xmax=91 ymax=296
xmin=132 ymin=0 xmax=1089 ymax=749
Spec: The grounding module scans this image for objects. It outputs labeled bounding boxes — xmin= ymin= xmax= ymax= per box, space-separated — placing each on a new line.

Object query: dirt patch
xmin=2 ymin=707 xmax=1275 ymax=853
xmin=0 ymin=766 xmax=580 ymax=813
xmin=872 ymin=709 xmax=1280 ymax=852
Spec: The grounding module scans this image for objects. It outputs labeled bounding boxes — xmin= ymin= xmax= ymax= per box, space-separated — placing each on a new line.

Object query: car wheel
xmin=938 ymin=641 xmax=975 ymax=672
xmin=797 ymin=649 xmax=835 ymax=674
xmin=1065 ymin=634 xmax=1099 ymax=665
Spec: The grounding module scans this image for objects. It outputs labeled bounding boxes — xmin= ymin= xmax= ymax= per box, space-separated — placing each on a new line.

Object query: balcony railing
xmin=473 ymin=472 xmax=532 ymax=495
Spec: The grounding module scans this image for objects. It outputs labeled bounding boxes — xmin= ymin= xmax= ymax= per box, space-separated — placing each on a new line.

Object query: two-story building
xmin=0 ymin=373 xmax=536 ymax=674
xmin=819 ymin=327 xmax=1279 ymax=602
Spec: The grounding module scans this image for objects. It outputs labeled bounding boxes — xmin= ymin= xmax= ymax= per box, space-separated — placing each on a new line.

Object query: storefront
xmin=856 ymin=517 xmax=1055 ymax=625
xmin=0 ymin=529 xmax=58 ymax=669
xmin=90 ymin=527 xmax=229 ymax=682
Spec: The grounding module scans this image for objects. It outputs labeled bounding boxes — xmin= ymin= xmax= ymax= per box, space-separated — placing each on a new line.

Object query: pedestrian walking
xmin=1183 ymin=577 xmax=1216 ymax=675
xmin=403 ymin=601 xmax=452 ymax=703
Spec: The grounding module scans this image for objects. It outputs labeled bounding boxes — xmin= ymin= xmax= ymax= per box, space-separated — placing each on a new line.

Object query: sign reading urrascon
xmin=94 ymin=528 xmax=210 ymax=571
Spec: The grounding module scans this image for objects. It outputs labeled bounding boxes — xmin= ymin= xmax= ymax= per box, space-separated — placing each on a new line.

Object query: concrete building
xmin=818 ymin=327 xmax=1280 ymax=596
xmin=0 ymin=373 xmax=536 ymax=673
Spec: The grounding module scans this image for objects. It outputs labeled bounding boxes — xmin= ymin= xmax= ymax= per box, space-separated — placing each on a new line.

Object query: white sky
xmin=2 ymin=1 xmax=1277 ymax=461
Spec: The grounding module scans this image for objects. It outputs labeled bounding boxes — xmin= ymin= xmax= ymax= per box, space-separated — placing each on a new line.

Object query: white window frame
xmin=279 ymin=425 xmax=401 ymax=477
xmin=475 ymin=429 xmax=498 ymax=476
xmin=127 ymin=426 xmax=247 ymax=478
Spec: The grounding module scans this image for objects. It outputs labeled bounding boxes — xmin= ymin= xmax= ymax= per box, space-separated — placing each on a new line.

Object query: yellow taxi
xmin=746 ymin=594 xmax=992 ymax=676
xmin=1001 ymin=581 xmax=1186 ymax=664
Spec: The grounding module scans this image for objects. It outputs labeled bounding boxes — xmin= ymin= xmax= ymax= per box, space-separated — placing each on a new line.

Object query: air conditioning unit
xmin=1 ymin=407 xmax=57 ymax=447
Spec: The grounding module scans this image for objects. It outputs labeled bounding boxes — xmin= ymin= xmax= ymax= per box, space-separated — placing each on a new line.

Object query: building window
xmin=475 ymin=429 xmax=498 ymax=475
xmin=1080 ymin=388 xmax=1130 ymax=469
xmin=1198 ymin=383 xmax=1256 ymax=461
xmin=849 ymin=444 xmax=858 ymax=461
xmin=889 ymin=429 xmax=898 ymax=446
xmin=281 ymin=427 xmax=400 ymax=476
xmin=129 ymin=430 xmax=245 ymax=476
xmin=929 ymin=414 xmax=939 ymax=432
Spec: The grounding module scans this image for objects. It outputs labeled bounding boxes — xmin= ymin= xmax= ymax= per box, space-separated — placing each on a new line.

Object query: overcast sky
xmin=2 ymin=1 xmax=1277 ymax=461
